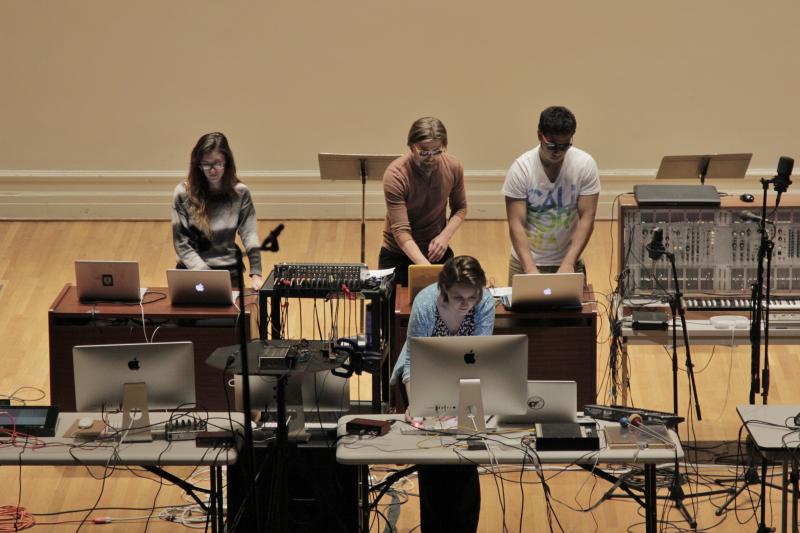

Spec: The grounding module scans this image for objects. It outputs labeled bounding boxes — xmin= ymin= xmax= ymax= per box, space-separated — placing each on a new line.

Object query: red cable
xmin=0 ymin=506 xmax=35 ymax=531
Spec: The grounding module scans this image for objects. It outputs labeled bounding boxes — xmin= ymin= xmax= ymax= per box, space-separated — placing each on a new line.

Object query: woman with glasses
xmin=379 ymin=116 xmax=467 ymax=286
xmin=171 ymin=132 xmax=264 ymax=289
xmin=390 ymin=255 xmax=494 ymax=533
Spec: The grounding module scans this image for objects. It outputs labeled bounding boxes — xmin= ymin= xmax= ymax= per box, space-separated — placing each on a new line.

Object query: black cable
xmin=142 ymin=439 xmax=172 ymax=533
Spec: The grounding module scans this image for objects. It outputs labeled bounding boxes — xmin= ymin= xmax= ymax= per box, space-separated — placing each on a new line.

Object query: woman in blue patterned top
xmin=390 ymin=255 xmax=495 ymax=533
xmin=391 ymin=255 xmax=495 ymax=395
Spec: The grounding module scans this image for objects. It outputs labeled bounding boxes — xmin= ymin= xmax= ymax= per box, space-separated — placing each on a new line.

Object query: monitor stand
xmin=285 ymin=382 xmax=311 ymax=442
xmin=285 ymin=408 xmax=311 ymax=442
xmin=121 ymin=382 xmax=152 ymax=442
xmin=457 ymin=378 xmax=486 ymax=433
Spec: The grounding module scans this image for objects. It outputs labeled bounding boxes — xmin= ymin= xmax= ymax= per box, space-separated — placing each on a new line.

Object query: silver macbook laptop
xmin=166 ymin=269 xmax=236 ymax=306
xmin=498 ymin=380 xmax=577 ymax=425
xmin=75 ymin=260 xmax=144 ymax=302
xmin=509 ymin=273 xmax=583 ymax=310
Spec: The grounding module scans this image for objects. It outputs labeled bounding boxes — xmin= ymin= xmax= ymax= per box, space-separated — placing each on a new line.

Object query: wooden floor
xmin=0 ymin=219 xmax=798 ymax=532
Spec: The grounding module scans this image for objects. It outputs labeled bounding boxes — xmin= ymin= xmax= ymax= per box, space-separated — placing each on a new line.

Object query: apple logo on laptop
xmin=527 ymin=396 xmax=545 ymax=410
xmin=127 ymin=358 xmax=140 ymax=371
xmin=543 ymin=287 xmax=552 ymax=296
xmin=102 ymin=274 xmax=114 ymax=287
xmin=463 ymin=350 xmax=476 ymax=365
xmin=195 ymin=283 xmax=205 ymax=293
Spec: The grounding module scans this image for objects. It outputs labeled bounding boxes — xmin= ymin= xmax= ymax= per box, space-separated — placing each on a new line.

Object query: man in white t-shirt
xmin=502 ymin=106 xmax=600 ymax=283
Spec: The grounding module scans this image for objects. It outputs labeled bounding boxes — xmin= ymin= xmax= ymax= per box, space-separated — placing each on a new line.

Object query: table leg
xmin=215 ymin=465 xmax=224 ymax=533
xmin=644 ymin=463 xmax=656 ymax=533
xmin=792 ymin=459 xmax=798 ymax=533
xmin=783 ymin=460 xmax=789 ymax=533
xmin=209 ymin=467 xmax=218 ymax=533
xmin=760 ymin=458 xmax=772 ymax=533
xmin=358 ymin=464 xmax=370 ymax=533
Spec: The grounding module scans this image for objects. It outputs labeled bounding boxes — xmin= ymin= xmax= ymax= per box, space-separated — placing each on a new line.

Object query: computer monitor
xmin=73 ymin=341 xmax=196 ymax=412
xmin=409 ymin=334 xmax=529 ymax=431
xmin=234 ymin=371 xmax=349 ymax=441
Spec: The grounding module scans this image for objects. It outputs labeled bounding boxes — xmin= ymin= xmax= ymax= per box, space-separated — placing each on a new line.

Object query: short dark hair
xmin=407 ymin=117 xmax=448 ymax=148
xmin=538 ymin=106 xmax=577 ymax=137
xmin=438 ymin=256 xmax=486 ymax=302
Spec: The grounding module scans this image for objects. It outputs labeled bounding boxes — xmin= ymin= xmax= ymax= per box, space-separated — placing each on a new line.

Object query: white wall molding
xmin=0 ymin=169 xmax=784 ymax=220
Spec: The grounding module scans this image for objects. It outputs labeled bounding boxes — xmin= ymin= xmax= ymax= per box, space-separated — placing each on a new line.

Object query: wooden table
xmin=392 ymin=286 xmax=598 ymax=409
xmin=48 ymin=284 xmax=255 ymax=411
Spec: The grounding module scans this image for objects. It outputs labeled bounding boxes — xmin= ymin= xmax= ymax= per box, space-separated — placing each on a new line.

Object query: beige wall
xmin=1 ymin=1 xmax=798 ymax=219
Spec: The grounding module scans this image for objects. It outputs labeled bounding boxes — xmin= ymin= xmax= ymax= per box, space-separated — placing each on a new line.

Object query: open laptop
xmin=166 ymin=269 xmax=237 ymax=306
xmin=507 ymin=272 xmax=584 ymax=310
xmin=497 ymin=380 xmax=577 ymax=425
xmin=75 ymin=260 xmax=145 ymax=303
xmin=408 ymin=264 xmax=443 ymax=302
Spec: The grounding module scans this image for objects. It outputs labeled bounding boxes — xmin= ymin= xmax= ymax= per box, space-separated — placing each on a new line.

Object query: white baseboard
xmin=0 ymin=169 xmax=779 ymax=220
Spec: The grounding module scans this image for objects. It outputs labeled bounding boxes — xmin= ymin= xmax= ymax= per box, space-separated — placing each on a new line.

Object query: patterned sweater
xmin=171 ymin=182 xmax=262 ymax=277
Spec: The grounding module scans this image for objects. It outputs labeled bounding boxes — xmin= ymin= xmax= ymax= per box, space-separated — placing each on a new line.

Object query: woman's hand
xmin=251 ymin=275 xmax=264 ymax=291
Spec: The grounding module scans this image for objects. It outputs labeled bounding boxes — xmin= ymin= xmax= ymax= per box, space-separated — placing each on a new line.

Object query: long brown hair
xmin=185 ymin=132 xmax=240 ymax=236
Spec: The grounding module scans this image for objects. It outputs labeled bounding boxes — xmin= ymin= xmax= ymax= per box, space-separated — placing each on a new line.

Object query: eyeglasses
xmin=542 ymin=139 xmax=572 ymax=152
xmin=416 ymin=146 xmax=445 ymax=158
xmin=199 ymin=161 xmax=225 ymax=171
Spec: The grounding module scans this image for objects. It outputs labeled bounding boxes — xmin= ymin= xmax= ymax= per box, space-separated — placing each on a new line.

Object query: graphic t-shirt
xmin=501 ymin=146 xmax=600 ymax=266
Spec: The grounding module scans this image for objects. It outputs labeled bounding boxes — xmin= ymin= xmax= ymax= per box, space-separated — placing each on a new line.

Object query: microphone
xmin=646 ymin=228 xmax=665 ymax=260
xmin=260 ymin=223 xmax=285 ymax=252
xmin=771 ymin=156 xmax=794 ymax=194
xmin=739 ymin=212 xmax=774 ymax=224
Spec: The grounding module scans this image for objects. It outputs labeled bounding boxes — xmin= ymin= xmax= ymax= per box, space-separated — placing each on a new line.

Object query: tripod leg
xmin=668 ymin=473 xmax=698 ymax=529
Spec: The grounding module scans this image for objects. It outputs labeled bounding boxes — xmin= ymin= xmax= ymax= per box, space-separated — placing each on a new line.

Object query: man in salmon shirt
xmin=379 ymin=116 xmax=467 ymax=286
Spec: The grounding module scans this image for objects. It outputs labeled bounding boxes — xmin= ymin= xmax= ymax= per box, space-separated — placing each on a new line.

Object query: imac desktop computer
xmin=73 ymin=341 xmax=196 ymax=441
xmin=409 ymin=334 xmax=529 ymax=432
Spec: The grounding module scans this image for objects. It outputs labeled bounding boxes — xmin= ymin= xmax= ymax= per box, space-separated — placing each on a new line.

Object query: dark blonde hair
xmin=407 ymin=117 xmax=448 ymax=148
xmin=185 ymin=132 xmax=239 ymax=236
xmin=438 ymin=256 xmax=486 ymax=302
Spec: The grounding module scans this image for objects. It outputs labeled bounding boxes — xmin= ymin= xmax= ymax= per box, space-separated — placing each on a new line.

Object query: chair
xmin=408 ymin=264 xmax=443 ymax=304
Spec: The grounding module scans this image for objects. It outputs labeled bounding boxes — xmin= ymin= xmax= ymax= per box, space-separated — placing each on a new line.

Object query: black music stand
xmin=318 ymin=153 xmax=400 ymax=263
xmin=656 ymin=153 xmax=751 ymax=183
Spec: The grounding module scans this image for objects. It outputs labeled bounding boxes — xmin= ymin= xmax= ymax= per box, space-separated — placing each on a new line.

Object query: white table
xmin=336 ymin=414 xmax=683 ymax=533
xmin=738 ymin=404 xmax=800 ymax=533
xmin=0 ymin=412 xmax=243 ymax=533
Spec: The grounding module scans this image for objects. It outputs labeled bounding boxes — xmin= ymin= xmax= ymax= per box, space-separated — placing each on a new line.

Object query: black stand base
xmin=666 ymin=477 xmax=698 ymax=529
xmin=228 ymin=442 xmax=359 ymax=533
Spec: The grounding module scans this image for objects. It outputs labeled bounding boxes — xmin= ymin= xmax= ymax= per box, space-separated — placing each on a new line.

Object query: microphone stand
xmin=749 ymin=178 xmax=783 ymax=405
xmin=649 ymin=242 xmax=702 ymax=421
xmin=645 ymin=234 xmax=702 ymax=527
xmin=715 ymin=160 xmax=793 ymax=522
xmin=232 ymin=246 xmax=262 ymax=533
xmin=229 ymin=224 xmax=284 ymax=532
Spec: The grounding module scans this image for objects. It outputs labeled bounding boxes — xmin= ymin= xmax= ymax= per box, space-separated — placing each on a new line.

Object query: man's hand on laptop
xmin=557 ymin=263 xmax=575 ymax=274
